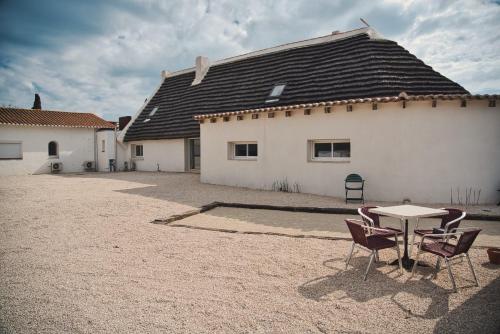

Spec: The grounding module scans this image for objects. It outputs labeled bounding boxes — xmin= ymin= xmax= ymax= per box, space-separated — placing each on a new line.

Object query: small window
xmin=0 ymin=142 xmax=22 ymax=160
xmin=269 ymin=84 xmax=286 ymax=97
xmin=131 ymin=144 xmax=144 ymax=158
xmin=310 ymin=140 xmax=350 ymax=162
xmin=149 ymin=106 xmax=159 ymax=117
xmin=48 ymin=141 xmax=58 ymax=158
xmin=135 ymin=145 xmax=143 ymax=157
xmin=101 ymin=140 xmax=105 ymax=152
xmin=229 ymin=142 xmax=258 ymax=160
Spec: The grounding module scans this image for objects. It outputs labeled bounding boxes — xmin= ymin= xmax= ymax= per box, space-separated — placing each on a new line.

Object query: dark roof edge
xmin=118 ymin=77 xmax=167 ymax=143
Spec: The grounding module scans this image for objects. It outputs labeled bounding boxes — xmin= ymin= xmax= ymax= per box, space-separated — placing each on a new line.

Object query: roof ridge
xmin=164 ymin=27 xmax=382 ymax=78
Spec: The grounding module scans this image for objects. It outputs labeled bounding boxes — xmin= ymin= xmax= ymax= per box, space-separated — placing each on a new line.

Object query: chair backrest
xmin=345 ymin=173 xmax=363 ymax=183
xmin=440 ymin=208 xmax=466 ymax=231
xmin=453 ymin=229 xmax=481 ymax=255
xmin=345 ymin=219 xmax=368 ymax=247
xmin=358 ymin=206 xmax=381 ymax=228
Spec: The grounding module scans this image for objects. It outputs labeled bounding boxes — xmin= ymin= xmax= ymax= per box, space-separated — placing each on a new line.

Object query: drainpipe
xmin=114 ymin=127 xmax=118 ymax=171
xmin=94 ymin=129 xmax=98 ymax=171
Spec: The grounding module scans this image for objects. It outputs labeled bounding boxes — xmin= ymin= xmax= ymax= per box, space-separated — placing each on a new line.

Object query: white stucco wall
xmin=116 ymin=135 xmax=129 ymax=172
xmin=200 ymin=100 xmax=500 ymax=204
xmin=127 ymin=139 xmax=186 ymax=172
xmin=0 ymin=125 xmax=95 ymax=175
xmin=96 ymin=129 xmax=116 ymax=172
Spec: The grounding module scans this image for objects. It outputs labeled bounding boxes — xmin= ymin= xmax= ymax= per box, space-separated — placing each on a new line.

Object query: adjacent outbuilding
xmin=0 ymin=106 xmax=115 ymax=175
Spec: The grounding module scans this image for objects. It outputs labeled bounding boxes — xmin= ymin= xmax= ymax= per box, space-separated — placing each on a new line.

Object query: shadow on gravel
xmin=432 ymin=276 xmax=500 ymax=333
xmin=298 ymin=257 xmax=451 ymax=320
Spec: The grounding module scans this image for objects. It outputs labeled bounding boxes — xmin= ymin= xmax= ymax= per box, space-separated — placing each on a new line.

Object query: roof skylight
xmin=269 ymin=84 xmax=286 ymax=97
xmin=149 ymin=106 xmax=159 ymax=117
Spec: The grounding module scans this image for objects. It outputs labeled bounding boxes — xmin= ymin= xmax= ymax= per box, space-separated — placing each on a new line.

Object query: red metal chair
xmin=358 ymin=206 xmax=403 ymax=237
xmin=410 ymin=208 xmax=466 ymax=257
xmin=345 ymin=219 xmax=402 ymax=281
xmin=411 ymin=228 xmax=481 ymax=292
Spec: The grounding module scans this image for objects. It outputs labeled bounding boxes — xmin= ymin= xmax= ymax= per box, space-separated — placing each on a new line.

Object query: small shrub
xmin=272 ymin=178 xmax=300 ymax=193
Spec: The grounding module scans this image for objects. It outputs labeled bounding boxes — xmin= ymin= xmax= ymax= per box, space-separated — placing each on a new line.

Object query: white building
xmin=0 ymin=107 xmax=115 ymax=175
xmin=119 ymin=27 xmax=500 ymax=204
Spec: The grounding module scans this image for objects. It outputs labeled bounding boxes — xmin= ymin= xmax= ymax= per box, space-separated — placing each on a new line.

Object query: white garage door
xmin=0 ymin=142 xmax=22 ymax=159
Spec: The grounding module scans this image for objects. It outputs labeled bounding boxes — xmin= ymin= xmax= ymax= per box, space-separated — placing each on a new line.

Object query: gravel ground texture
xmin=1 ymin=172 xmax=499 ymax=333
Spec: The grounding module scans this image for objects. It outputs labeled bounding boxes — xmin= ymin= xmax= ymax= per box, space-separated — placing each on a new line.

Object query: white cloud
xmin=0 ymin=0 xmax=499 ymax=120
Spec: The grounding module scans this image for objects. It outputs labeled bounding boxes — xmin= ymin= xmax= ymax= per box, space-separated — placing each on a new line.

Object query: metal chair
xmin=345 ymin=219 xmax=403 ymax=281
xmin=410 ymin=208 xmax=466 ymax=257
xmin=345 ymin=173 xmax=364 ymax=203
xmin=358 ymin=206 xmax=403 ymax=237
xmin=411 ymin=228 xmax=481 ymax=292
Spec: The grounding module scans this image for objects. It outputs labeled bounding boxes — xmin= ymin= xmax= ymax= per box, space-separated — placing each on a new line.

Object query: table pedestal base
xmin=389 ymin=257 xmax=430 ymax=270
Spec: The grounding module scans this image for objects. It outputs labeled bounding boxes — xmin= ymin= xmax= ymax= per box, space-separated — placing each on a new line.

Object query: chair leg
xmin=432 ymin=257 xmax=442 ymax=279
xmin=409 ymin=233 xmax=417 ymax=258
xmin=445 ymin=258 xmax=457 ymax=292
xmin=345 ymin=242 xmax=355 ymax=269
xmin=375 ymin=250 xmax=379 ymax=263
xmin=395 ymin=244 xmax=403 ymax=274
xmin=465 ymin=253 xmax=479 ymax=287
xmin=411 ymin=248 xmax=421 ymax=277
xmin=363 ymin=251 xmax=375 ymax=281
xmin=409 ymin=218 xmax=419 ymax=258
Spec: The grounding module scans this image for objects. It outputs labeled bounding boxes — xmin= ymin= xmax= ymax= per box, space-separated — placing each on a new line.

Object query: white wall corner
xmin=191 ymin=56 xmax=210 ymax=85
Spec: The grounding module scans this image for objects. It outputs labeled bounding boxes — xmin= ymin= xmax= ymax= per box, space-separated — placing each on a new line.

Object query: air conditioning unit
xmin=51 ymin=162 xmax=63 ymax=173
xmin=83 ymin=161 xmax=96 ymax=171
xmin=130 ymin=161 xmax=136 ymax=171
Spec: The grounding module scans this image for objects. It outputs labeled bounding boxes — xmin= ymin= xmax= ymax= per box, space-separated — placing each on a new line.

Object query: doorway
xmin=188 ymin=138 xmax=200 ymax=171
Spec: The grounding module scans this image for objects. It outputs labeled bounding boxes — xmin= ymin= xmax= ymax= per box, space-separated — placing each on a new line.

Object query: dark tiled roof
xmin=124 ymin=32 xmax=468 ymax=141
xmin=0 ymin=107 xmax=115 ymax=129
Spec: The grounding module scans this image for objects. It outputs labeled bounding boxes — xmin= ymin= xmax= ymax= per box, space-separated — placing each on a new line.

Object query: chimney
xmin=191 ymin=56 xmax=210 ymax=85
xmin=118 ymin=116 xmax=132 ymax=131
xmin=161 ymin=70 xmax=170 ymax=78
xmin=32 ymin=93 xmax=42 ymax=109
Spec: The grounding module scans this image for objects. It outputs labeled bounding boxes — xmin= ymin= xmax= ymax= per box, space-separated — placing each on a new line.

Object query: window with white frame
xmin=131 ymin=144 xmax=144 ymax=158
xmin=309 ymin=139 xmax=350 ymax=161
xmin=0 ymin=141 xmax=22 ymax=160
xmin=229 ymin=142 xmax=258 ymax=160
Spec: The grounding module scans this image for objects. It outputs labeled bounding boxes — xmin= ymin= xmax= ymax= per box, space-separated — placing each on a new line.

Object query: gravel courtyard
xmin=1 ymin=172 xmax=499 ymax=333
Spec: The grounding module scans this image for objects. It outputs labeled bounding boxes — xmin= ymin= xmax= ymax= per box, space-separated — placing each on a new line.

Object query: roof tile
xmin=0 ymin=108 xmax=115 ymax=129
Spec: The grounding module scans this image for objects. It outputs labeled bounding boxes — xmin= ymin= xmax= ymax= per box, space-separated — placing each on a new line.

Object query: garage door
xmin=0 ymin=142 xmax=22 ymax=159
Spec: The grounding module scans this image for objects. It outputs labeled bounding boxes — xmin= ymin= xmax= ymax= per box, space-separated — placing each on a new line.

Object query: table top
xmin=369 ymin=205 xmax=448 ymax=219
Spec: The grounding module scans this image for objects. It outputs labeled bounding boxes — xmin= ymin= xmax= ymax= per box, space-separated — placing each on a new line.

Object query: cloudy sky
xmin=1 ymin=0 xmax=499 ymax=120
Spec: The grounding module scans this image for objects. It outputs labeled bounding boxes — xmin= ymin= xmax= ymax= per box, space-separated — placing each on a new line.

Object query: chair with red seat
xmin=410 ymin=208 xmax=466 ymax=257
xmin=345 ymin=219 xmax=403 ymax=281
xmin=358 ymin=206 xmax=403 ymax=237
xmin=411 ymin=227 xmax=481 ymax=292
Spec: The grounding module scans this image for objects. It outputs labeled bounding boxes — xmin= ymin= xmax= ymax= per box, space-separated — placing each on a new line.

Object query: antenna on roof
xmin=360 ymin=18 xmax=370 ymax=27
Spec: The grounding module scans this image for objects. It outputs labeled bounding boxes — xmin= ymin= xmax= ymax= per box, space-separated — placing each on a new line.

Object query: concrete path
xmin=179 ymin=207 xmax=500 ymax=248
